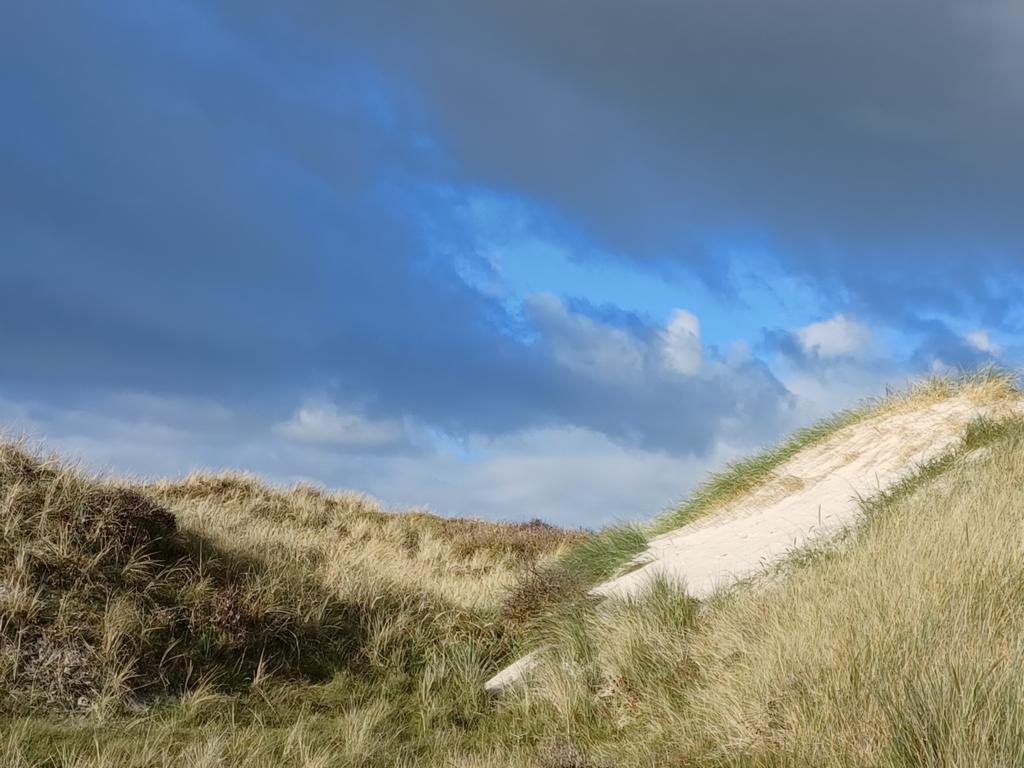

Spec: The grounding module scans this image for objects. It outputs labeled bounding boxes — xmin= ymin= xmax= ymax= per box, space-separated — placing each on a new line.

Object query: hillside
xmin=0 ymin=444 xmax=583 ymax=764
xmin=4 ymin=371 xmax=1024 ymax=766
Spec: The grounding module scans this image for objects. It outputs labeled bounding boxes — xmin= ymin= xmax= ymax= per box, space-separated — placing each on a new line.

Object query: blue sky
xmin=2 ymin=2 xmax=1022 ymax=526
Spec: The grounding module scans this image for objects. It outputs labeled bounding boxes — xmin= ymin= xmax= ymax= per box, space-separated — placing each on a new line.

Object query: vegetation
xmin=3 ymin=370 xmax=1024 ymax=766
xmin=0 ymin=443 xmax=583 ymax=765
xmin=485 ymin=413 xmax=1024 ymax=767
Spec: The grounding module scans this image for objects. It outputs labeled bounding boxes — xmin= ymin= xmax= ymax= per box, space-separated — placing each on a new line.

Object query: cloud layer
xmin=2 ymin=2 xmax=1022 ymax=523
xmin=295 ymin=0 xmax=1024 ymax=321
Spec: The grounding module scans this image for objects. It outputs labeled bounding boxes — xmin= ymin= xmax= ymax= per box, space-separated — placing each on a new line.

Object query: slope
xmin=5 ymin=371 xmax=1024 ymax=767
xmin=487 ymin=371 xmax=1023 ymax=692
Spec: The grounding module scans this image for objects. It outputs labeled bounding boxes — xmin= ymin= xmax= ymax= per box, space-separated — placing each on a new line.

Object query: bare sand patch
xmin=593 ymin=392 xmax=1022 ymax=601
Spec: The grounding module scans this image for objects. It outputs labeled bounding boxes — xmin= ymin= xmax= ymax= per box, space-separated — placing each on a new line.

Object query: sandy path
xmin=486 ymin=391 xmax=1021 ymax=692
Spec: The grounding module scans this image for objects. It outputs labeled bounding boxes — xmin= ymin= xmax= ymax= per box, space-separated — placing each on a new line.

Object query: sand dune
xmin=487 ymin=389 xmax=1024 ymax=693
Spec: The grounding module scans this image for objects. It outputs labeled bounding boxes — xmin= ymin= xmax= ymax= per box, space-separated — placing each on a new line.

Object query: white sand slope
xmin=485 ymin=390 xmax=1023 ymax=693
xmin=592 ymin=393 xmax=1021 ymax=601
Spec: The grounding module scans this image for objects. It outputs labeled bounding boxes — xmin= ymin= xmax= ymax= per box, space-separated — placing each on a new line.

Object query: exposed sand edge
xmin=592 ymin=392 xmax=1023 ymax=601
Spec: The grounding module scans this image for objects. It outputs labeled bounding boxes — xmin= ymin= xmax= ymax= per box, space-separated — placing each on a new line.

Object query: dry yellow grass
xmin=0 ymin=441 xmax=583 ymax=766
xmin=679 ymin=419 xmax=1024 ymax=765
xmin=150 ymin=473 xmax=581 ymax=614
xmin=499 ymin=413 xmax=1024 ymax=766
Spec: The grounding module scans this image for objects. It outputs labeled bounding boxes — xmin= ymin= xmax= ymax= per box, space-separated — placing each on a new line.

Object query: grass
xmin=0 ymin=442 xmax=584 ymax=765
xmin=467 ymin=409 xmax=1024 ymax=767
xmin=4 ymin=368 xmax=1024 ymax=766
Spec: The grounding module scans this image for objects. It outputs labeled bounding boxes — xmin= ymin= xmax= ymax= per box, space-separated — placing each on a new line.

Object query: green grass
xmin=556 ymin=523 xmax=648 ymax=585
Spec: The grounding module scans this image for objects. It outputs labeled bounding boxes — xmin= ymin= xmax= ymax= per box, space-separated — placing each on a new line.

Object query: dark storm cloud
xmin=0 ymin=2 xmax=797 ymax=457
xmin=252 ymin=0 xmax=1024 ymax=322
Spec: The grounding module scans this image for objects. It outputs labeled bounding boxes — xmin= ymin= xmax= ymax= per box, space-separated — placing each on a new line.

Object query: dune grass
xmin=4 ymin=369 xmax=1024 ymax=766
xmin=0 ymin=442 xmax=584 ymax=766
xmin=457 ymin=412 xmax=1024 ymax=767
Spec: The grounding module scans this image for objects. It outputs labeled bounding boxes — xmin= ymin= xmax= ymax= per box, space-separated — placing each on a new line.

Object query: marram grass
xmin=4 ymin=369 xmax=1024 ymax=767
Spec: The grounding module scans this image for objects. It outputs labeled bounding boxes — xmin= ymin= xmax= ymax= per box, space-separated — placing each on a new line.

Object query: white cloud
xmin=276 ymin=401 xmax=414 ymax=449
xmin=795 ymin=314 xmax=871 ymax=359
xmin=660 ymin=308 xmax=703 ymax=376
xmin=368 ymin=426 xmax=745 ymax=527
xmin=0 ymin=297 xmax=801 ymax=529
xmin=0 ymin=392 xmax=250 ymax=480
xmin=780 ymin=364 xmax=902 ymax=426
xmin=524 ymin=293 xmax=794 ymax=455
xmin=528 ymin=295 xmax=706 ymax=381
xmin=0 ymin=390 xmax=756 ymax=529
xmin=965 ymin=329 xmax=1001 ymax=356
xmin=525 ymin=293 xmax=646 ymax=383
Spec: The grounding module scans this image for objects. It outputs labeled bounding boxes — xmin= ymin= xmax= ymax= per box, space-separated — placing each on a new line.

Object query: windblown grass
xmin=5 ymin=369 xmax=1024 ymax=766
xmin=0 ymin=442 xmax=365 ymax=715
xmin=0 ymin=442 xmax=583 ymax=765
xmin=151 ymin=472 xmax=582 ymax=614
xmin=478 ymin=412 xmax=1024 ymax=766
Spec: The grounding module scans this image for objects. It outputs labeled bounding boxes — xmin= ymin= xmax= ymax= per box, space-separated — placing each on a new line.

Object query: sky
xmin=2 ymin=1 xmax=1022 ymax=527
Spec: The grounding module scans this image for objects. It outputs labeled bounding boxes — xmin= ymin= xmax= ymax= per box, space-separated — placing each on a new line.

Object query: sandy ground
xmin=486 ymin=391 xmax=1022 ymax=692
